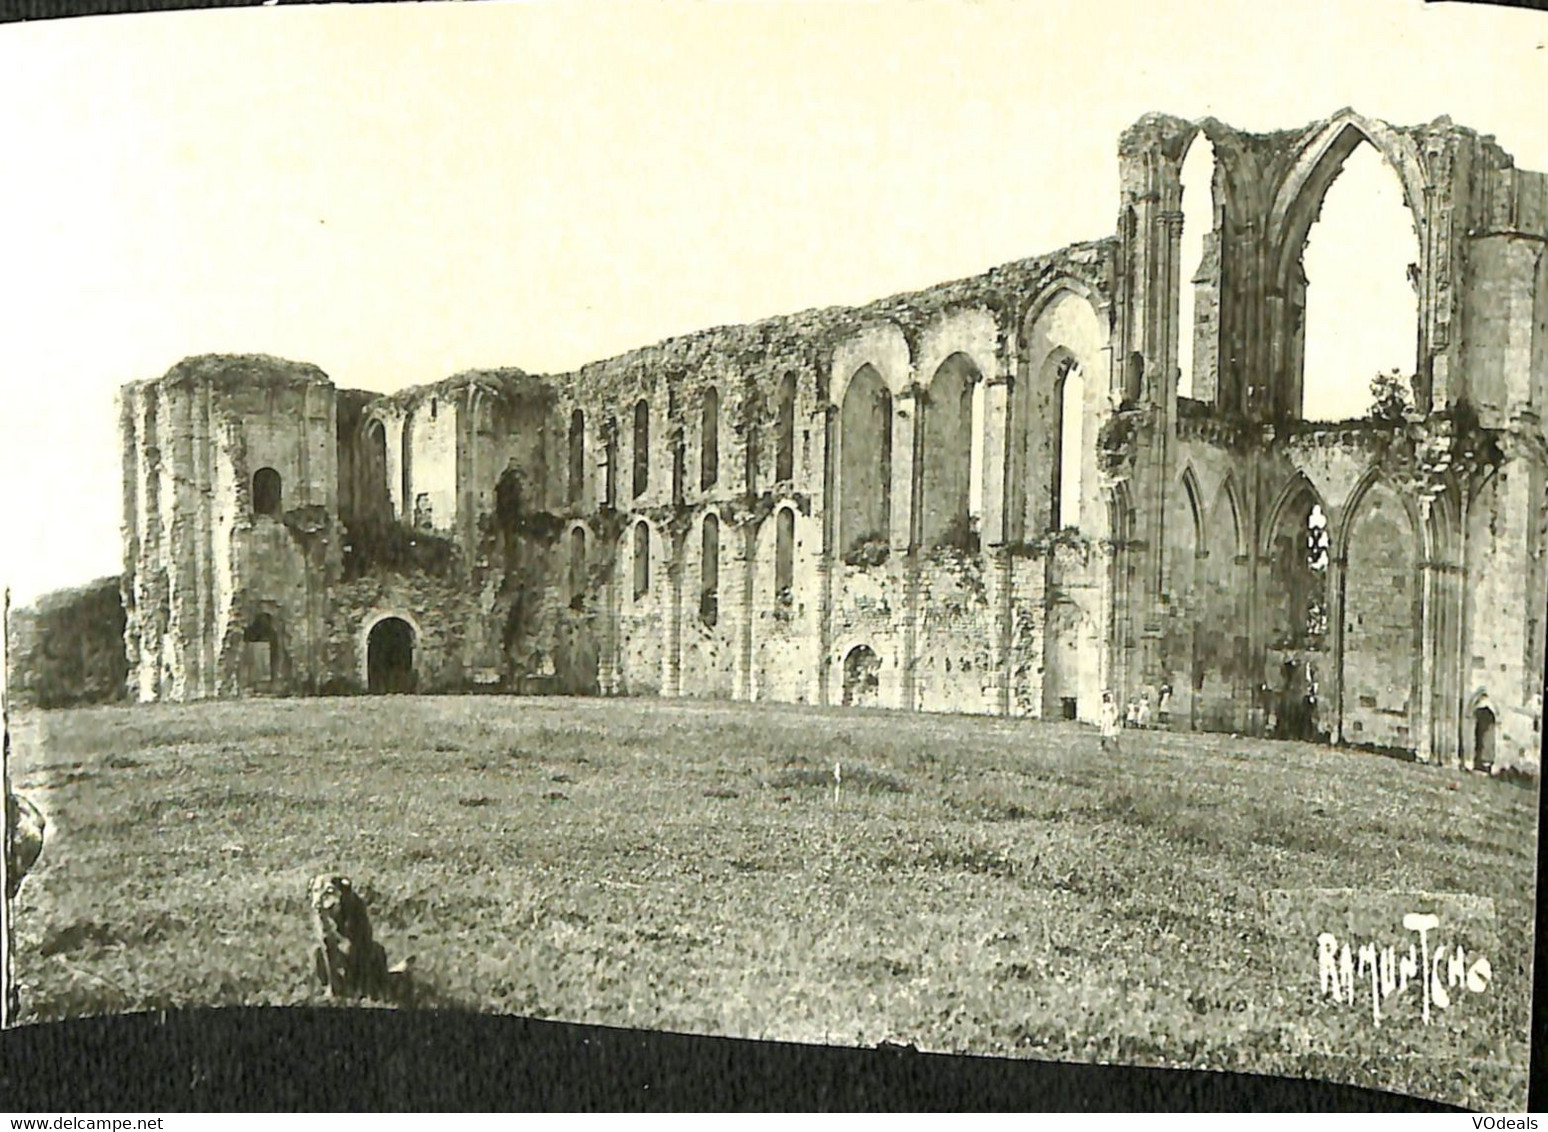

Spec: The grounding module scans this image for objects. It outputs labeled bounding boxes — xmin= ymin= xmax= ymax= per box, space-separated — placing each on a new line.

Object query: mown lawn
xmin=7 ymin=696 xmax=1539 ymax=1110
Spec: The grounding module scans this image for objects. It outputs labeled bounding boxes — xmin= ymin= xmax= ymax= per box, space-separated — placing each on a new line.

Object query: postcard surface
xmin=1 ymin=0 xmax=1542 ymax=1111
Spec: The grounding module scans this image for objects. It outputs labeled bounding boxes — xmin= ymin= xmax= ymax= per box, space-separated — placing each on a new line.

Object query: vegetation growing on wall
xmin=494 ymin=468 xmax=565 ymax=544
xmin=1004 ymin=527 xmax=1095 ymax=561
xmin=341 ymin=516 xmax=458 ymax=580
xmin=490 ymin=466 xmax=570 ymax=687
xmin=1360 ymin=396 xmax=1505 ymax=493
xmin=1368 ymin=369 xmax=1415 ymax=421
xmin=844 ymin=536 xmax=890 ymax=568
xmin=1097 ymin=410 xmax=1141 ymax=474
xmin=7 ymin=577 xmax=128 ymax=708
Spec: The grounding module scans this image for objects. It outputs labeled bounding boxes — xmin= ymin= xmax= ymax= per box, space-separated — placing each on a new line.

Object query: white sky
xmin=1 ymin=0 xmax=1545 ymax=606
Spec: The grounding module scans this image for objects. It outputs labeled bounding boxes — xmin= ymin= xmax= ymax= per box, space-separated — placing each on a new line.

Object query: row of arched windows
xmin=564 ymin=379 xmax=800 ymax=510
xmin=836 ymin=354 xmax=1085 ymax=560
xmin=338 ymin=356 xmax=1082 ymax=576
xmin=556 ymin=353 xmax=1088 ymax=575
xmin=567 ymin=508 xmax=797 ymax=622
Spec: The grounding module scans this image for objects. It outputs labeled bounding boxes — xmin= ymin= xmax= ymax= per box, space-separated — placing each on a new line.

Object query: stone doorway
xmin=1473 ymin=705 xmax=1496 ymax=772
xmin=842 ymin=645 xmax=880 ymax=708
xmin=367 ymin=617 xmax=416 ymax=694
xmin=242 ymin=613 xmax=278 ymax=692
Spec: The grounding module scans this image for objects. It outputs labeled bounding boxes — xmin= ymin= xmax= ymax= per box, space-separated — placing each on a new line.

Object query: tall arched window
xmin=365 ymin=420 xmax=388 ymax=518
xmin=775 ymin=507 xmax=795 ymax=605
xmin=839 ymin=364 xmax=892 ymax=560
xmin=744 ymin=400 xmax=761 ymax=495
xmin=603 ymin=419 xmax=618 ymax=509
xmin=1051 ymin=359 xmax=1084 ymax=530
xmin=775 ymin=374 xmax=797 ymax=483
xmin=1178 ymin=133 xmax=1220 ymax=403
xmin=922 ymin=353 xmax=977 ymax=548
xmin=700 ymin=513 xmax=719 ymax=626
xmin=568 ymin=526 xmax=586 ymax=610
xmin=1293 ymin=136 xmax=1419 ymax=421
xmin=252 ymin=467 xmax=282 ymax=516
xmin=671 ymin=428 xmax=685 ymax=505
xmin=700 ymin=387 xmax=720 ymax=491
xmin=1266 ymin=482 xmax=1328 ymax=652
xmin=568 ymin=409 xmax=586 ymax=505
xmin=633 ymin=399 xmax=650 ymax=499
xmin=400 ymin=410 xmax=414 ymax=522
xmin=633 ymin=520 xmax=650 ymax=600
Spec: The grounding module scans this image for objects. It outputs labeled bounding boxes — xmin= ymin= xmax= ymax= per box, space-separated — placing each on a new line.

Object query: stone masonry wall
xmin=120 ymin=111 xmax=1546 ymax=777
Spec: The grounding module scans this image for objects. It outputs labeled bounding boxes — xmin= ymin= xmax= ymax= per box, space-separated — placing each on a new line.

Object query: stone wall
xmin=6 ymin=578 xmax=127 ymax=709
xmin=120 ymin=356 xmax=339 ymax=702
xmin=118 ymin=110 xmax=1546 ymax=775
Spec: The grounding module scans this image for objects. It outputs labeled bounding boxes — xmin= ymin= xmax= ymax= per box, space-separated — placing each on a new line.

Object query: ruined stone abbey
xmin=119 ymin=110 xmax=1548 ymax=772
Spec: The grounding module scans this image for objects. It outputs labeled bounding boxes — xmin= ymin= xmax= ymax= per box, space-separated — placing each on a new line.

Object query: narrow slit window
xmin=633 ymin=521 xmax=650 ymax=600
xmin=700 ymin=514 xmax=719 ymax=626
xmin=775 ymin=507 xmax=795 ymax=606
xmin=701 ymin=387 xmax=720 ymax=491
xmin=569 ymin=527 xmax=587 ymax=610
xmin=633 ymin=399 xmax=650 ymax=499
xmin=568 ymin=409 xmax=585 ymax=505
xmin=776 ymin=374 xmax=797 ymax=482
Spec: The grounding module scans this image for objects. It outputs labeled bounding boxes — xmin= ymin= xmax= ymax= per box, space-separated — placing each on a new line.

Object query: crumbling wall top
xmin=124 ymin=353 xmax=333 ymax=396
xmin=550 ymin=237 xmax=1116 ymax=405
xmin=377 ymin=367 xmax=547 ymax=413
xmin=1120 ymin=108 xmax=1533 ymax=181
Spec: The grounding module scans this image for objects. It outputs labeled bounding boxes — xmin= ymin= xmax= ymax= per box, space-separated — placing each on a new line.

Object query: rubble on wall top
xmin=1120 ymin=107 xmax=1521 ymax=170
xmin=546 ymin=236 xmax=1117 ymax=398
xmin=127 ymin=353 xmax=333 ymax=394
xmin=377 ymin=366 xmax=547 ymax=412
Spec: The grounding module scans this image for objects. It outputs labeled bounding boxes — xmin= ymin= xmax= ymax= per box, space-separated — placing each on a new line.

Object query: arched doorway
xmin=243 ymin=613 xmax=279 ymax=691
xmin=842 ymin=644 xmax=880 ymax=708
xmin=1473 ymin=704 xmax=1496 ymax=772
xmin=367 ymin=617 xmax=416 ymax=694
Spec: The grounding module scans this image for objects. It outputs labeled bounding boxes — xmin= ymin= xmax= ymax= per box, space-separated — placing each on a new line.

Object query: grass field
xmin=7 ymin=696 xmax=1539 ymax=1110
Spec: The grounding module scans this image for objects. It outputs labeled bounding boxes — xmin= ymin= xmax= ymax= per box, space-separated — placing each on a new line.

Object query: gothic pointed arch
xmin=1260 ymin=471 xmax=1327 ymax=559
xmin=1019 ymin=288 xmax=1104 ymax=539
xmin=1339 ymin=469 xmax=1423 ymax=751
xmin=1333 ymin=466 xmax=1422 ymax=565
xmin=1213 ymin=472 xmax=1245 ymax=560
xmin=1262 ymin=471 xmax=1331 ymax=656
xmin=1176 ymin=465 xmax=1206 ymax=550
xmin=1268 ymin=113 xmax=1425 ymax=421
xmin=1268 ymin=112 xmax=1427 ymax=272
xmin=920 ymin=352 xmax=979 ymax=549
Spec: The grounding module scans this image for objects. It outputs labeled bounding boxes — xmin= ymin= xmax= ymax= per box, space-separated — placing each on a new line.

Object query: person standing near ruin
xmin=1157 ymin=684 xmax=1172 ymax=728
xmin=1137 ymin=691 xmax=1152 ymax=730
xmin=1100 ymin=690 xmax=1122 ymax=755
